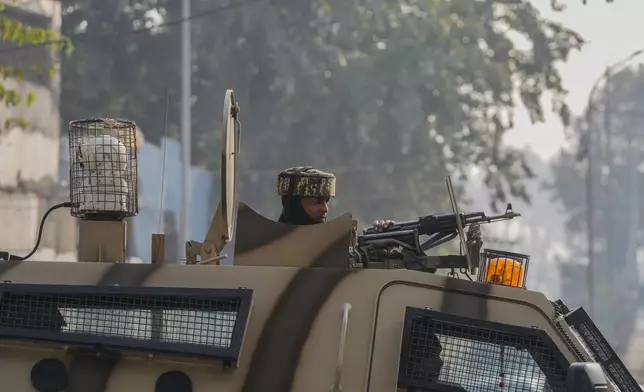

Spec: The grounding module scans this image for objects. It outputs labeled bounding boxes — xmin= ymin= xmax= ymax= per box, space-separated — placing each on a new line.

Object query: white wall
xmin=0 ymin=0 xmax=74 ymax=259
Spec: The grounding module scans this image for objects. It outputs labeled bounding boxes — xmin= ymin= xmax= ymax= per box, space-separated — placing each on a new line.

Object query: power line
xmin=0 ymin=0 xmax=261 ymax=55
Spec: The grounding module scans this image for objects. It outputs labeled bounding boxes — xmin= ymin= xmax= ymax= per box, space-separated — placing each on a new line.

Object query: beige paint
xmin=0 ymin=261 xmax=592 ymax=392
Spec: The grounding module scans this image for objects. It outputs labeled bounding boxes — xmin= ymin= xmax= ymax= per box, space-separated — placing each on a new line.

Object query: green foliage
xmin=0 ymin=3 xmax=73 ymax=129
xmin=60 ymin=0 xmax=583 ymax=222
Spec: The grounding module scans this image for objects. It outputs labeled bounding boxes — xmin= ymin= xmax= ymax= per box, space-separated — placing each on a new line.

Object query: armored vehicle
xmin=0 ymin=90 xmax=637 ymax=392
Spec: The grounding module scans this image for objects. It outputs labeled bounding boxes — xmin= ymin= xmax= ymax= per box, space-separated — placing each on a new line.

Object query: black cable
xmin=0 ymin=202 xmax=72 ymax=261
xmin=0 ymin=0 xmax=262 ymax=55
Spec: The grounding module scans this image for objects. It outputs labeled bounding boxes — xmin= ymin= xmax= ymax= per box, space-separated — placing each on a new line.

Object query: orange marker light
xmin=484 ymin=257 xmax=525 ymax=288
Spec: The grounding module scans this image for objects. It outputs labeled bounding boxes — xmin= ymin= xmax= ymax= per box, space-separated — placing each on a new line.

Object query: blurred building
xmin=0 ymin=0 xmax=76 ymax=261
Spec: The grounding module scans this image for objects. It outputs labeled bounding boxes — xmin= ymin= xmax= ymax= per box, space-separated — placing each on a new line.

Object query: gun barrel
xmin=361 ymin=229 xmax=418 ymax=241
xmin=363 ymin=210 xmax=521 ymax=235
xmin=466 ymin=212 xmax=521 ymax=224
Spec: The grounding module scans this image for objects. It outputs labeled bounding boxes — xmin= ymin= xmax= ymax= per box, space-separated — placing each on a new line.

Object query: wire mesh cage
xmin=476 ymin=248 xmax=530 ymax=289
xmin=68 ymin=118 xmax=139 ymax=219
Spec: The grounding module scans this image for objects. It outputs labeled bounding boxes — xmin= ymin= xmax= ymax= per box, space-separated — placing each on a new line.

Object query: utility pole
xmin=586 ymin=103 xmax=595 ymax=318
xmin=589 ymin=68 xmax=611 ymax=318
xmin=180 ymin=0 xmax=192 ymax=259
xmin=586 ymin=68 xmax=611 ymax=317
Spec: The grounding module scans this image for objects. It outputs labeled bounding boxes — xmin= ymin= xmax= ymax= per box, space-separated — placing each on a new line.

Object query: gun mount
xmin=0 ymin=89 xmax=638 ymax=392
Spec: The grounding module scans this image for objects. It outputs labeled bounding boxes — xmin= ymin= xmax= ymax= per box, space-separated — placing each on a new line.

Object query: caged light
xmin=68 ymin=118 xmax=139 ymax=220
xmin=476 ymin=248 xmax=531 ymax=289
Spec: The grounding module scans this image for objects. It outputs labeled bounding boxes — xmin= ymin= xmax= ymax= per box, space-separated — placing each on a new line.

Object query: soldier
xmin=276 ymin=166 xmax=394 ymax=230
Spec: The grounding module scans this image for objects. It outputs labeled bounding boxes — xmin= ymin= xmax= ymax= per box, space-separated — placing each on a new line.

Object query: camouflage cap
xmin=277 ymin=166 xmax=336 ymax=198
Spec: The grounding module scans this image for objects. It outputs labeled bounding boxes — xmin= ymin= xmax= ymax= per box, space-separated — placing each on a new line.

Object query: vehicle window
xmin=59 ymin=308 xmax=238 ymax=347
xmin=433 ymin=336 xmax=556 ymax=392
xmin=398 ymin=308 xmax=569 ymax=392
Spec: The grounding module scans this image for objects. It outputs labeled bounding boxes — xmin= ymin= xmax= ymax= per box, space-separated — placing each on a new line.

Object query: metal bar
xmin=180 ymin=0 xmax=192 ymax=259
xmin=446 ymin=176 xmax=472 ymax=273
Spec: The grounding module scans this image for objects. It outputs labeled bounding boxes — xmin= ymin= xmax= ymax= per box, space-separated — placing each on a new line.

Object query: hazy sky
xmin=503 ymin=1 xmax=644 ymax=161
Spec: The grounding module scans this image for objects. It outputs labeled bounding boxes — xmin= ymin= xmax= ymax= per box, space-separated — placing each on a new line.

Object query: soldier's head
xmin=276 ymin=166 xmax=336 ymax=225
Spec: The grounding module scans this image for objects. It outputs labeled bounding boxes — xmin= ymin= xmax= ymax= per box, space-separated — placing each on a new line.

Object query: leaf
xmin=0 ymin=11 xmax=72 ymax=129
xmin=25 ymin=92 xmax=36 ymax=108
xmin=318 ymin=0 xmax=332 ymax=13
xmin=3 ymin=117 xmax=29 ymax=130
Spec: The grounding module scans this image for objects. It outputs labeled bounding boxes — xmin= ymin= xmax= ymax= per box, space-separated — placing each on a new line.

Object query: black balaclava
xmin=278 ymin=195 xmax=320 ymax=225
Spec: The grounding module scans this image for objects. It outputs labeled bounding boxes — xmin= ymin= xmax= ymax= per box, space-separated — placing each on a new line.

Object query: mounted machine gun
xmin=352 ymin=203 xmax=521 ymax=274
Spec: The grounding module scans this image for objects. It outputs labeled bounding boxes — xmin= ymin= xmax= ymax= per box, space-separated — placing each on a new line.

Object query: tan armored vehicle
xmin=0 ymin=90 xmax=636 ymax=392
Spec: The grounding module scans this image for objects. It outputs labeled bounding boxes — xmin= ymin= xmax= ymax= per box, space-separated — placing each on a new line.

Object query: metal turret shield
xmin=220 ymin=89 xmax=240 ymax=242
xmin=192 ymin=89 xmax=240 ymax=260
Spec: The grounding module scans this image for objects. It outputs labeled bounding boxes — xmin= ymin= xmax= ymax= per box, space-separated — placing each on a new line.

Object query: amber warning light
xmin=477 ymin=249 xmax=530 ymax=289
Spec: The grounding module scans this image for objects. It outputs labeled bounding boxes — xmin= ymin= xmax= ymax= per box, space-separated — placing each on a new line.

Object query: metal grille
xmin=565 ymin=307 xmax=641 ymax=392
xmin=68 ymin=118 xmax=139 ymax=218
xmin=477 ymin=248 xmax=530 ymax=289
xmin=398 ymin=308 xmax=568 ymax=392
xmin=0 ymin=290 xmax=241 ymax=349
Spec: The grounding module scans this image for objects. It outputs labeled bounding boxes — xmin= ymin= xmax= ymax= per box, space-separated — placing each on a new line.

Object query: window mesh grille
xmin=399 ymin=309 xmax=568 ymax=392
xmin=0 ymin=286 xmax=251 ymax=360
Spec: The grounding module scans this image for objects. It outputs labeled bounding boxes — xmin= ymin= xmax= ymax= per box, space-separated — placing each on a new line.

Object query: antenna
xmin=446 ymin=175 xmax=474 ymax=274
xmin=157 ymin=91 xmax=170 ymax=233
xmin=151 ymin=91 xmax=171 ymax=265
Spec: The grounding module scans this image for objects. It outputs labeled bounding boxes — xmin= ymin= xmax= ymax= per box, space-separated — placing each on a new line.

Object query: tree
xmin=0 ymin=1 xmax=73 ymax=130
xmin=550 ymin=66 xmax=644 ymax=353
xmin=59 ymin=0 xmax=584 ymax=226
